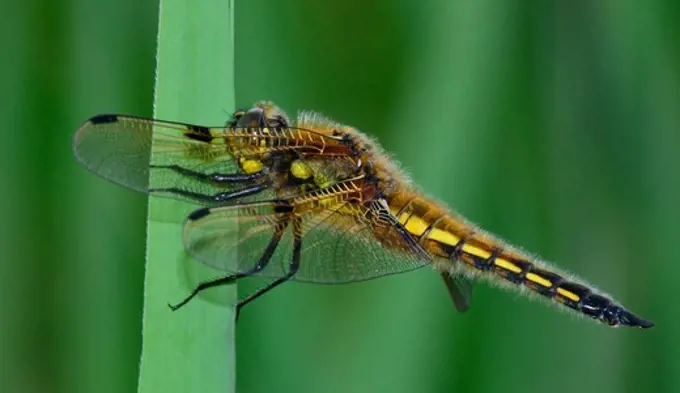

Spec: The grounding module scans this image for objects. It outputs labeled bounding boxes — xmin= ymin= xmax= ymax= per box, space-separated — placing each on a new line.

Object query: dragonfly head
xmin=227 ymin=101 xmax=291 ymax=129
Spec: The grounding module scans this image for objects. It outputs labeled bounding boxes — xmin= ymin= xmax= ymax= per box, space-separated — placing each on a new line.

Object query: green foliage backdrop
xmin=2 ymin=1 xmax=678 ymax=393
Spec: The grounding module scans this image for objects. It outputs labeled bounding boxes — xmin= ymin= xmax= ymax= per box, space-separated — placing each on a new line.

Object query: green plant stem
xmin=138 ymin=1 xmax=236 ymax=392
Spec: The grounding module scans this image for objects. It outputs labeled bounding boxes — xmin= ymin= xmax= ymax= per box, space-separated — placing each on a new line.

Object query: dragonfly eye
xmin=235 ymin=107 xmax=267 ymax=128
xmin=269 ymin=115 xmax=289 ymax=128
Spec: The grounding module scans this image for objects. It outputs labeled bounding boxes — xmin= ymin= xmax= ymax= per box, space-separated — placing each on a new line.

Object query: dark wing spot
xmin=273 ymin=202 xmax=293 ymax=214
xmin=89 ymin=114 xmax=119 ymax=125
xmin=187 ymin=207 xmax=212 ymax=221
xmin=185 ymin=125 xmax=214 ymax=142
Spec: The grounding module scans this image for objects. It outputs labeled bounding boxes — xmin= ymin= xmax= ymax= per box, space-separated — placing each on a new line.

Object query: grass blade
xmin=138 ymin=1 xmax=236 ymax=392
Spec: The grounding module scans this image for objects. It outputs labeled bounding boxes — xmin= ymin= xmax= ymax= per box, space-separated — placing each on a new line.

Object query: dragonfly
xmin=73 ymin=101 xmax=653 ymax=327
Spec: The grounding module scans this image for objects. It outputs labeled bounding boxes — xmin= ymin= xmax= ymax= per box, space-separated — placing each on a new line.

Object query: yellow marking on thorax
xmin=389 ymin=207 xmax=460 ymax=246
xmin=240 ymin=157 xmax=263 ymax=174
xmin=290 ymin=160 xmax=312 ymax=179
xmin=494 ymin=258 xmax=522 ymax=273
xmin=526 ymin=273 xmax=552 ymax=287
xmin=556 ymin=288 xmax=580 ymax=302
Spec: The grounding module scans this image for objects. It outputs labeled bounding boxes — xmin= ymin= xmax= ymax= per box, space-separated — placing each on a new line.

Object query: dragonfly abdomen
xmin=439 ymin=244 xmax=651 ymax=328
xmin=387 ymin=192 xmax=653 ymax=328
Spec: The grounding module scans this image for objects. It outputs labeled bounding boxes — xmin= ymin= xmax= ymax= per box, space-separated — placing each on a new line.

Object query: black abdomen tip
xmin=89 ymin=114 xmax=119 ymax=124
xmin=635 ymin=318 xmax=655 ymax=329
xmin=604 ymin=304 xmax=654 ymax=328
xmin=618 ymin=309 xmax=654 ymax=328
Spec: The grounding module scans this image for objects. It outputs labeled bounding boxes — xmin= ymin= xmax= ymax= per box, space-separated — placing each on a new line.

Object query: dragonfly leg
xmin=150 ymin=164 xmax=265 ymax=183
xmin=168 ymin=218 xmax=290 ymax=311
xmin=235 ymin=217 xmax=302 ymax=320
xmin=151 ymin=183 xmax=268 ymax=203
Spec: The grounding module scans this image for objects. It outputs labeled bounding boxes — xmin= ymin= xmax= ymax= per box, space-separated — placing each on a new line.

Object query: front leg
xmin=235 ymin=216 xmax=302 ymax=320
xmin=169 ymin=214 xmax=291 ymax=311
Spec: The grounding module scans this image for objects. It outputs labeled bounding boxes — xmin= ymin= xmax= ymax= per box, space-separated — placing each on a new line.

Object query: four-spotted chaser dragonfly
xmin=73 ymin=101 xmax=653 ymax=327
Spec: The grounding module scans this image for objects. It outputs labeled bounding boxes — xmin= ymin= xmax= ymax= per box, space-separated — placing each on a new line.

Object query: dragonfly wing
xmin=293 ymin=201 xmax=431 ymax=283
xmin=183 ymin=180 xmax=432 ymax=282
xmin=73 ymin=114 xmax=349 ymax=207
xmin=183 ymin=201 xmax=296 ymax=278
xmin=440 ymin=272 xmax=473 ymax=312
xmin=74 ymin=114 xmax=153 ymax=192
xmin=73 ymin=115 xmax=244 ymax=193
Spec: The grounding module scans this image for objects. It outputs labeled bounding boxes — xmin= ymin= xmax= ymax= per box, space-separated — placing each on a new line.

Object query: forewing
xmin=73 ymin=114 xmax=348 ymax=204
xmin=73 ymin=115 xmax=233 ymax=193
xmin=183 ymin=187 xmax=432 ymax=283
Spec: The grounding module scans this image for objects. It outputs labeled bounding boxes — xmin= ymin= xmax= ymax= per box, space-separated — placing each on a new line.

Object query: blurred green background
xmin=2 ymin=1 xmax=678 ymax=392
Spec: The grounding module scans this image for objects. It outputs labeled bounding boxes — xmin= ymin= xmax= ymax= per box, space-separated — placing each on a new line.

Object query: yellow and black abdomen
xmin=387 ymin=192 xmax=653 ymax=328
xmin=443 ymin=243 xmax=653 ymax=328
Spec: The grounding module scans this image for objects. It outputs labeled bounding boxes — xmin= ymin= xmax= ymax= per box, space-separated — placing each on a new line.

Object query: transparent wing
xmin=183 ymin=194 xmax=432 ymax=283
xmin=72 ymin=114 xmax=348 ymax=203
xmin=440 ymin=272 xmax=473 ymax=312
